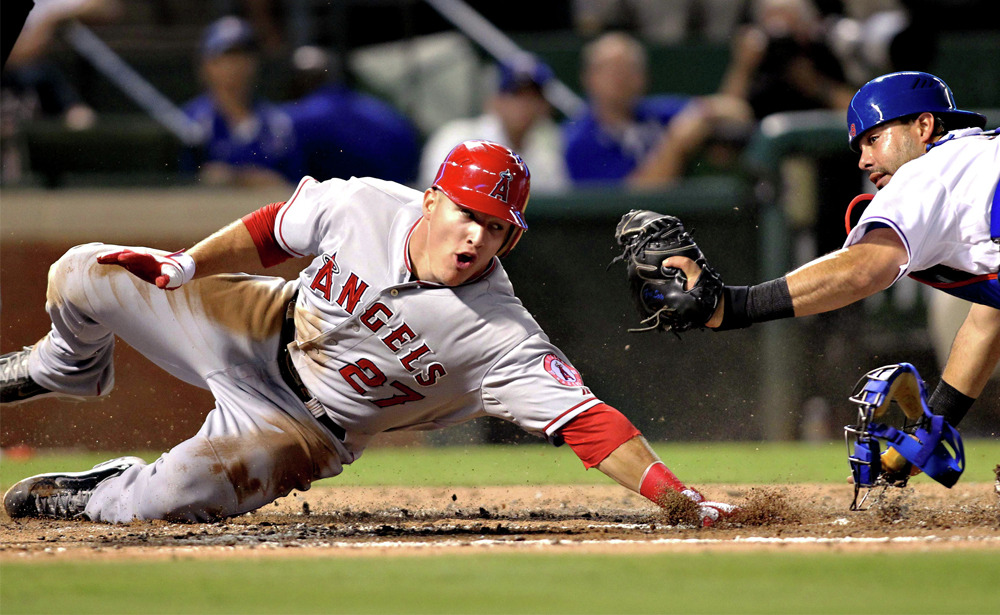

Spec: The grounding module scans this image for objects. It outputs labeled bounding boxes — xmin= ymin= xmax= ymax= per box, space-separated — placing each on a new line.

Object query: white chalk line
xmin=218 ymin=534 xmax=1000 ymax=551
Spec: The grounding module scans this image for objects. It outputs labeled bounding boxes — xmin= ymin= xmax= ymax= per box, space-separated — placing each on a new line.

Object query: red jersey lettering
xmin=382 ymin=323 xmax=416 ymax=352
xmin=309 ymin=255 xmax=337 ymax=301
xmin=360 ymin=302 xmax=392 ymax=332
xmin=336 ymin=273 xmax=369 ymax=314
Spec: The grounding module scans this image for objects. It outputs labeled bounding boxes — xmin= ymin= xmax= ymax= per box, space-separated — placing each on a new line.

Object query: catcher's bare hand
xmin=663 ymin=255 xmax=726 ymax=327
xmin=612 ymin=210 xmax=724 ymax=333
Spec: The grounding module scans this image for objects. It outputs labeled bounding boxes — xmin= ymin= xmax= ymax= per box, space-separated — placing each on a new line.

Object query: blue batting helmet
xmin=846 ymin=71 xmax=986 ymax=152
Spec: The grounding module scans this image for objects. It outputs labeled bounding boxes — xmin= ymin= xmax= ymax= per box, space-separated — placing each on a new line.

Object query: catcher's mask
xmin=432 ymin=140 xmax=530 ymax=257
xmin=844 ymin=363 xmax=965 ymax=510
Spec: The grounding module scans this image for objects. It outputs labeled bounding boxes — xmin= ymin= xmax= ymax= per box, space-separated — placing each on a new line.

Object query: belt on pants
xmin=277 ymin=294 xmax=346 ymax=441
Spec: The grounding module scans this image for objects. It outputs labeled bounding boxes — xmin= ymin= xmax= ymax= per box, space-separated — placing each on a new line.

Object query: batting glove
xmin=97 ymin=249 xmax=196 ymax=290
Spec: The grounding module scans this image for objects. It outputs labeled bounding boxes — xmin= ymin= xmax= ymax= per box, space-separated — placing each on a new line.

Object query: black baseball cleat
xmin=1 ymin=347 xmax=53 ymax=404
xmin=3 ymin=457 xmax=144 ymax=519
xmin=0 ymin=346 xmax=87 ymax=405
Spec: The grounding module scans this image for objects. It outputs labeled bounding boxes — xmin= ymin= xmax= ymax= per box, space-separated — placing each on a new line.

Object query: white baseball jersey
xmin=844 ymin=127 xmax=1000 ymax=307
xmin=275 ymin=176 xmax=601 ymax=460
xmin=29 ymin=176 xmax=602 ymax=523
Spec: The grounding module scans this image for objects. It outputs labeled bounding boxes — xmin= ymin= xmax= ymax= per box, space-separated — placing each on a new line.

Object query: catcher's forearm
xmin=711 ymin=230 xmax=906 ymax=329
xmin=929 ymin=380 xmax=975 ymax=426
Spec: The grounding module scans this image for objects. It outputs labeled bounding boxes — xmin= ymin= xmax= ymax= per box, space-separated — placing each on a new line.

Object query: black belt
xmin=277 ymin=295 xmax=346 ymax=441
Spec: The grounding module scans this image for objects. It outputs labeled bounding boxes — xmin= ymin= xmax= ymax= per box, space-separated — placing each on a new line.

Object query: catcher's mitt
xmin=612 ymin=210 xmax=723 ymax=333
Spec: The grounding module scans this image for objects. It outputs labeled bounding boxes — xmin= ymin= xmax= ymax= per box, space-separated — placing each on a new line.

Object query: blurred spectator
xmin=827 ymin=1 xmax=937 ymax=85
xmin=282 ymin=46 xmax=421 ymax=184
xmin=562 ymin=31 xmax=752 ymax=189
xmin=419 ymin=56 xmax=569 ymax=193
xmin=180 ymin=16 xmax=301 ymax=187
xmin=572 ymin=0 xmax=750 ymax=43
xmin=2 ymin=0 xmax=121 ymax=184
xmin=2 ymin=0 xmax=122 ymax=130
xmin=718 ymin=0 xmax=855 ymax=119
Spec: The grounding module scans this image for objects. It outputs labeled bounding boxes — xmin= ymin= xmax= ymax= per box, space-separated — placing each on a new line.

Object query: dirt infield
xmin=2 ymin=481 xmax=998 ymax=561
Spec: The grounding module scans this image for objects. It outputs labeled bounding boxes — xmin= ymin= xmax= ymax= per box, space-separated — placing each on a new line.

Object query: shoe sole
xmin=1 ymin=391 xmax=93 ymax=406
xmin=3 ymin=456 xmax=145 ymax=519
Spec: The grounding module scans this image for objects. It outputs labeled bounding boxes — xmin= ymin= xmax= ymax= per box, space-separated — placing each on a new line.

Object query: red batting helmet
xmin=432 ymin=140 xmax=530 ymax=256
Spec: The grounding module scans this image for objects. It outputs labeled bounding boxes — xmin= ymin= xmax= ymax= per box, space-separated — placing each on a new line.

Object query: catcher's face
xmin=411 ymin=190 xmax=510 ymax=286
xmin=856 ymin=113 xmax=935 ymax=190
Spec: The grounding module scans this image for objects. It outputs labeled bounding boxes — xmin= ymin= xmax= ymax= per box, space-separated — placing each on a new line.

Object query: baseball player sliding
xmin=614 ymin=71 xmax=999 ymax=485
xmin=1 ymin=140 xmax=734 ymax=526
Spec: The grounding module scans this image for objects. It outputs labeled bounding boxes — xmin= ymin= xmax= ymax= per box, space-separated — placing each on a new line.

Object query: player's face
xmin=856 ymin=115 xmax=933 ymax=190
xmin=414 ymin=190 xmax=511 ymax=286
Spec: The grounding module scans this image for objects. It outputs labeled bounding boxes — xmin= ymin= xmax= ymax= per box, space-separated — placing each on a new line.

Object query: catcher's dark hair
xmin=898 ymin=113 xmax=957 ymax=139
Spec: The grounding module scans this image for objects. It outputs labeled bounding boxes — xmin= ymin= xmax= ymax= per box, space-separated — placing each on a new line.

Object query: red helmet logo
xmin=489 ymin=169 xmax=512 ymax=203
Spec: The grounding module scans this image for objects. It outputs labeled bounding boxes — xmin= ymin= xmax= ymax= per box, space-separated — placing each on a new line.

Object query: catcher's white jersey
xmin=275 ymin=176 xmax=601 ymax=459
xmin=844 ymin=127 xmax=1000 ymax=307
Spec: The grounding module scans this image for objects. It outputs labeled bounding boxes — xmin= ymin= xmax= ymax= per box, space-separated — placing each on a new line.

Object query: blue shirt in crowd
xmin=181 ymin=94 xmax=303 ymax=183
xmin=562 ymin=94 xmax=690 ymax=185
xmin=282 ymin=83 xmax=421 ymax=184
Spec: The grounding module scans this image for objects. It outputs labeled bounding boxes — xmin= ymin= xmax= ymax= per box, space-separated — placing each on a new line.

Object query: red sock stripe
xmin=639 ymin=461 xmax=686 ymax=502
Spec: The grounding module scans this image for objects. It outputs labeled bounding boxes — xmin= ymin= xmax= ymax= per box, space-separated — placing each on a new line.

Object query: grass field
xmin=4 ymin=551 xmax=999 ymax=614
xmin=3 ymin=439 xmax=1000 ymax=490
xmin=2 ymin=440 xmax=999 ymax=615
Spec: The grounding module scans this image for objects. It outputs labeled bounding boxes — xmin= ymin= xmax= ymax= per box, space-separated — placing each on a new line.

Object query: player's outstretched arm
xmin=185 ymin=219 xmax=262 ymax=278
xmin=697 ymin=227 xmax=907 ymax=328
xmin=596 ymin=435 xmax=737 ymax=526
xmin=782 ymin=228 xmax=906 ymax=316
xmin=558 ymin=406 xmax=736 ymax=525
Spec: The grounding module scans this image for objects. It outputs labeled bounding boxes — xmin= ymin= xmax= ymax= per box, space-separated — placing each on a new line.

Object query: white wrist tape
xmin=163 ymin=251 xmax=196 ymax=289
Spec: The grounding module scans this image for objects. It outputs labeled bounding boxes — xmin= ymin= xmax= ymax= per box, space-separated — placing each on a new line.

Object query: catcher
xmin=614 ymin=71 xmax=1000 ymax=485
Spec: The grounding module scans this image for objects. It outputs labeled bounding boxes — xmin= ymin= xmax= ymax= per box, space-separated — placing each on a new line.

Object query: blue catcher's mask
xmin=843 ymin=363 xmax=965 ymax=510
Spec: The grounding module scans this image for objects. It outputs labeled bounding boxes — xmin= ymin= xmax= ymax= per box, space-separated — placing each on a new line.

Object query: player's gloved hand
xmin=97 ymin=249 xmax=196 ymax=290
xmin=683 ymin=488 xmax=738 ymax=528
xmin=612 ymin=210 xmax=724 ymax=334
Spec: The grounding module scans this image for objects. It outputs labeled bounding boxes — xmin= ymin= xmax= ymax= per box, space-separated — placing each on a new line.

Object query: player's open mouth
xmin=455 ymin=253 xmax=476 ymax=270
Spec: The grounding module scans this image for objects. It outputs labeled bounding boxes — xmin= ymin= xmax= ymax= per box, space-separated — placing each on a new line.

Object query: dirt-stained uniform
xmin=4 ymin=140 xmax=734 ymax=526
xmin=25 ymin=175 xmax=595 ymax=523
